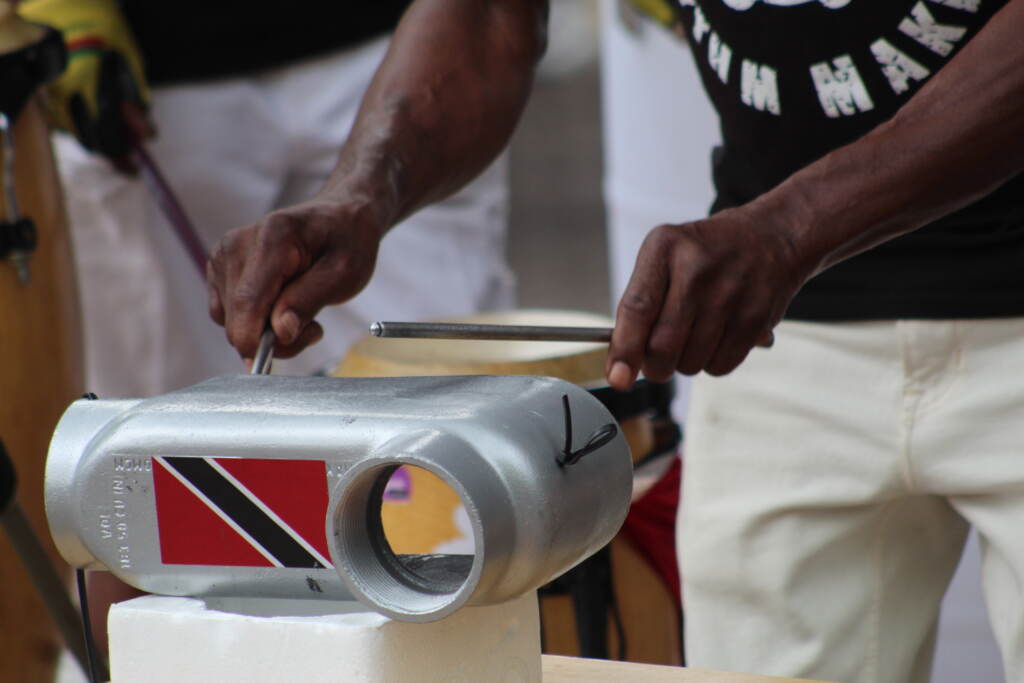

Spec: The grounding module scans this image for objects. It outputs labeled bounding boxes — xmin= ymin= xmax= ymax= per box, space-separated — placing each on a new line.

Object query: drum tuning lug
xmin=11 ymin=253 xmax=29 ymax=284
xmin=558 ymin=393 xmax=619 ymax=467
xmin=0 ymin=113 xmax=36 ymax=285
xmin=0 ymin=217 xmax=37 ymax=285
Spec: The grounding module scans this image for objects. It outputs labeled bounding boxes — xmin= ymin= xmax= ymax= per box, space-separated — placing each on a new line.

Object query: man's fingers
xmin=271 ymin=245 xmax=377 ymax=348
xmin=704 ymin=305 xmax=774 ymax=376
xmin=222 ymin=226 xmax=303 ymax=358
xmin=673 ymin=312 xmax=726 ymax=376
xmin=270 ymin=264 xmax=335 ymax=346
xmin=272 ymin=321 xmax=325 ymax=360
xmin=607 ymin=234 xmax=670 ymax=390
xmin=704 ymin=329 xmax=755 ymax=377
xmin=207 ymin=259 xmax=225 ymax=325
xmin=641 ymin=279 xmax=694 ymax=382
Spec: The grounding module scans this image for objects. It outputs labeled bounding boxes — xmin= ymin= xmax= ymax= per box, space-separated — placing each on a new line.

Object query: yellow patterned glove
xmin=622 ymin=0 xmax=688 ymax=34
xmin=18 ymin=0 xmax=150 ymax=163
xmin=628 ymin=0 xmax=682 ymax=28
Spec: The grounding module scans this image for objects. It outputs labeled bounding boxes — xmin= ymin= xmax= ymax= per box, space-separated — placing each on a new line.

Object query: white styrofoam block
xmin=108 ymin=593 xmax=540 ymax=683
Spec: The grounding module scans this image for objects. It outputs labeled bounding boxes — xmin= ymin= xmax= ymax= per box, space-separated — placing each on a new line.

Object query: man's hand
xmin=206 ymin=0 xmax=544 ymax=365
xmin=207 ymin=196 xmax=386 ymax=362
xmin=610 ymin=0 xmax=1024 ymax=390
xmin=607 ymin=205 xmax=814 ymax=389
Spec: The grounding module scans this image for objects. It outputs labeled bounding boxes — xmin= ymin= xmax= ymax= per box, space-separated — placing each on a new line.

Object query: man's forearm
xmin=205 ymin=0 xmax=547 ymax=360
xmin=762 ymin=0 xmax=1024 ymax=276
xmin=320 ymin=0 xmax=547 ymax=229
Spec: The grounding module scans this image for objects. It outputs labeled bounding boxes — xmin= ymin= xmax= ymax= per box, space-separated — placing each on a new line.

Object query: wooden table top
xmin=541 ymin=656 xmax=832 ymax=682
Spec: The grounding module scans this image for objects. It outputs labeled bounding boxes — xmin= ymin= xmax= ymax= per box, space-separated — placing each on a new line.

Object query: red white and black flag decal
xmin=152 ymin=456 xmax=332 ymax=569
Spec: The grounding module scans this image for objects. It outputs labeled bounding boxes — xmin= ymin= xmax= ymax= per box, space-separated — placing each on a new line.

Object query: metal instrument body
xmin=46 ymin=374 xmax=631 ymax=621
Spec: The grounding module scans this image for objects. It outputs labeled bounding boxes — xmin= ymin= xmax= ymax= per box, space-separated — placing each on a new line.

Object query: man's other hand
xmin=607 ymin=205 xmax=814 ymax=389
xmin=207 ymin=197 xmax=386 ymax=362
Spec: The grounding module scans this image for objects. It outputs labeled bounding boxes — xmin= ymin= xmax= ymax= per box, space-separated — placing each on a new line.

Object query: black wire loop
xmin=558 ymin=394 xmax=618 ymax=467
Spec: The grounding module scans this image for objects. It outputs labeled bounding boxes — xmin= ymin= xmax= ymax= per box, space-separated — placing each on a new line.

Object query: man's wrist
xmin=741 ymin=179 xmax=830 ymax=283
xmin=312 ymin=180 xmax=394 ymax=244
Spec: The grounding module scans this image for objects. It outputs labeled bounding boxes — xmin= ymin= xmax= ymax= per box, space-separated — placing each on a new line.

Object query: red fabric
xmin=215 ymin=457 xmax=331 ymax=561
xmin=620 ymin=456 xmax=682 ymax=603
xmin=152 ymin=457 xmax=273 ymax=567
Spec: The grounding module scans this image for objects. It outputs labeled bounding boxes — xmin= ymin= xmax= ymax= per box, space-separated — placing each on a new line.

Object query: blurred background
xmin=508 ymin=2 xmax=608 ymax=314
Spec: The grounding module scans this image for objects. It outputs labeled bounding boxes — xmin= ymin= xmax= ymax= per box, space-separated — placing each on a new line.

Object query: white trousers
xmin=681 ymin=318 xmax=1024 ymax=683
xmin=55 ymin=36 xmax=513 ymax=398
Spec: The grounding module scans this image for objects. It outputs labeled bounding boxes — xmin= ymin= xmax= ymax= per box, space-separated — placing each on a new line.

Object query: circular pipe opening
xmin=331 ymin=460 xmax=481 ymax=621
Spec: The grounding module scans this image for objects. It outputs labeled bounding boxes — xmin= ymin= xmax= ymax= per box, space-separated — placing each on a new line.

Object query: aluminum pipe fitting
xmin=46 ymin=374 xmax=631 ymax=621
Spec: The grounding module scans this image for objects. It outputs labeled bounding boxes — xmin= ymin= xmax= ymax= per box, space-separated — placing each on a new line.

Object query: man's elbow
xmin=490 ymin=0 xmax=550 ymax=66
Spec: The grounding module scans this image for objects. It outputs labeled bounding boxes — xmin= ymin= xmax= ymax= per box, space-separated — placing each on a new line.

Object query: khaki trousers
xmin=681 ymin=318 xmax=1024 ymax=683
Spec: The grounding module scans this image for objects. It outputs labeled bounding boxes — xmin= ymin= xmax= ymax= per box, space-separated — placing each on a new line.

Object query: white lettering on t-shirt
xmin=693 ymin=7 xmax=711 ymax=43
xmin=708 ymin=33 xmax=734 ymax=83
xmin=870 ymin=38 xmax=931 ymax=94
xmin=899 ymin=2 xmax=967 ymax=56
xmin=928 ymin=0 xmax=981 ymax=13
xmin=741 ymin=60 xmax=781 ymax=114
xmin=809 ymin=55 xmax=875 ymax=118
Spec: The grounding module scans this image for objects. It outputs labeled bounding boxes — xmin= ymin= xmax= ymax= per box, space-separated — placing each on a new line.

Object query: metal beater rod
xmin=369 ymin=321 xmax=612 ymax=343
xmin=250 ymin=326 xmax=276 ymax=375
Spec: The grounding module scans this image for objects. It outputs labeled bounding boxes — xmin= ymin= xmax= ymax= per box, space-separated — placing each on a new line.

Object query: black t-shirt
xmin=120 ymin=2 xmax=411 ymax=85
xmin=673 ymin=0 xmax=1024 ymax=320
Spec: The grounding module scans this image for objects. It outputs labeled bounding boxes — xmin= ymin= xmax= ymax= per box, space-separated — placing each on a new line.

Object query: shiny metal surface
xmin=0 ymin=113 xmax=19 ymax=220
xmin=250 ymin=327 xmax=275 ymax=375
xmin=369 ymin=321 xmax=613 ymax=343
xmin=0 ymin=111 xmax=29 ymax=283
xmin=45 ymin=374 xmax=631 ymax=621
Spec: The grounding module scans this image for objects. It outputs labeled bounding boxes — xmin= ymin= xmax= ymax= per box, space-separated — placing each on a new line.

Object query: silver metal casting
xmin=45 ymin=374 xmax=631 ymax=621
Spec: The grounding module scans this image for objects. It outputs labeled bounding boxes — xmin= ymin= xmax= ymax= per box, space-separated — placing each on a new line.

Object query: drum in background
xmin=335 ymin=309 xmax=681 ymax=665
xmin=0 ymin=8 xmax=82 ymax=682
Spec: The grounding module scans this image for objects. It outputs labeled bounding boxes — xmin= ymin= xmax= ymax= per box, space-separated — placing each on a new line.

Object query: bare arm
xmin=608 ymin=0 xmax=1024 ymax=387
xmin=208 ymin=0 xmax=547 ymax=360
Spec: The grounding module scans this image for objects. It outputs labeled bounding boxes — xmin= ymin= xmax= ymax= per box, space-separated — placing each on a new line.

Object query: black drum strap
xmin=0 ymin=26 xmax=66 ymax=121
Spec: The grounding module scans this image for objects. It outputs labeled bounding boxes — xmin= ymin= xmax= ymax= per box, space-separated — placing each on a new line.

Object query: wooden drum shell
xmin=0 ymin=96 xmax=84 ymax=681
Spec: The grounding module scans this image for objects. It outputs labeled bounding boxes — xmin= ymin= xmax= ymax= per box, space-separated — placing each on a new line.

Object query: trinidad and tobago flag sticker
xmin=152 ymin=456 xmax=332 ymax=569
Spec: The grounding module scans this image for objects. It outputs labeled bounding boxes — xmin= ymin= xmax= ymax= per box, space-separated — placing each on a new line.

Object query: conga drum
xmin=0 ymin=7 xmax=83 ymax=682
xmin=335 ymin=309 xmax=682 ymax=666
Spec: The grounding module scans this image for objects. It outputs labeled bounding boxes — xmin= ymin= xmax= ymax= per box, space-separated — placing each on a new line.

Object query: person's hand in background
xmin=18 ymin=0 xmax=153 ymax=172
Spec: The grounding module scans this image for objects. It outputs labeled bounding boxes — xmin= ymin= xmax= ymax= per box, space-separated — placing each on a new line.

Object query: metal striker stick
xmin=132 ymin=144 xmax=278 ymax=377
xmin=369 ymin=321 xmax=613 ymax=343
xmin=251 ymin=326 xmax=276 ymax=375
